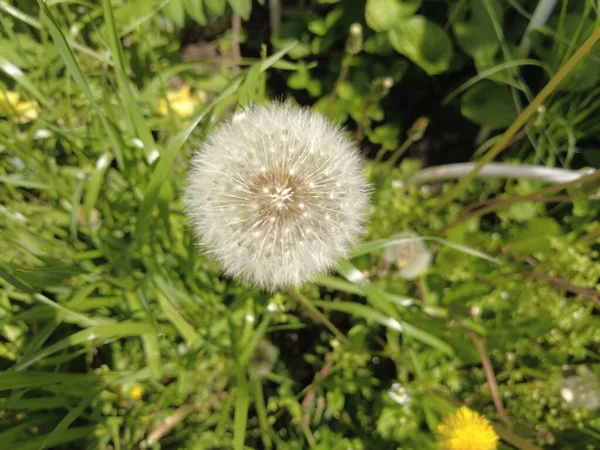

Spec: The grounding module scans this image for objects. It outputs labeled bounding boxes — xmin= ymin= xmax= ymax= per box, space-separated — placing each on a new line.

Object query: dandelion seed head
xmin=184 ymin=102 xmax=370 ymax=290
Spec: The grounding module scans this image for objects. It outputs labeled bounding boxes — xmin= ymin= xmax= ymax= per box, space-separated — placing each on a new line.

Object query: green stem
xmin=385 ymin=137 xmax=416 ymax=166
xmin=288 ymin=288 xmax=352 ymax=347
xmin=432 ymin=26 xmax=600 ymax=214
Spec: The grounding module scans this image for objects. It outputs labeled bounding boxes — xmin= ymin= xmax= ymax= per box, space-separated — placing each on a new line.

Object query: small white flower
xmin=184 ymin=102 xmax=370 ymax=290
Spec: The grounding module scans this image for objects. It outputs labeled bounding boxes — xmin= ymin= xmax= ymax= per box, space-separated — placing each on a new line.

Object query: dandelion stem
xmin=385 ymin=136 xmax=416 ymax=167
xmin=288 ymin=288 xmax=352 ymax=347
xmin=464 ymin=328 xmax=510 ymax=427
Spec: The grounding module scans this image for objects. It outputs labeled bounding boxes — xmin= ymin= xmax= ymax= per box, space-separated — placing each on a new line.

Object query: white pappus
xmin=184 ymin=102 xmax=370 ymax=290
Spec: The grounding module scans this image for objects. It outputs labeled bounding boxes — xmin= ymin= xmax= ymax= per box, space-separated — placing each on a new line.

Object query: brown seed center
xmin=249 ymin=168 xmax=310 ymax=224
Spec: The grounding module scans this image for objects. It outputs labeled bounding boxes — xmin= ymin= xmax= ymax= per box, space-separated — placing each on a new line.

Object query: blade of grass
xmin=36 ymin=0 xmax=125 ymax=168
xmin=251 ymin=377 xmax=273 ymax=449
xmin=350 ymin=236 xmax=502 ymax=264
xmin=0 ymin=57 xmax=52 ymax=109
xmin=11 ymin=322 xmax=155 ymax=371
xmin=102 ymin=0 xmax=157 ymax=161
xmin=432 ymin=26 xmax=600 ymax=213
xmin=156 ymin=289 xmax=199 ymax=345
xmin=83 ymin=153 xmax=112 ymax=222
xmin=41 ymin=390 xmax=98 ymax=449
xmin=238 ymin=312 xmax=273 ymax=368
xmin=312 ymin=300 xmax=453 ymax=355
xmin=233 ymin=371 xmax=250 ymax=450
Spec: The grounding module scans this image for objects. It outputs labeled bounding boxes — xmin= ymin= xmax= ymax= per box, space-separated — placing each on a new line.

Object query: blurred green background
xmin=1 ymin=0 xmax=599 ymax=449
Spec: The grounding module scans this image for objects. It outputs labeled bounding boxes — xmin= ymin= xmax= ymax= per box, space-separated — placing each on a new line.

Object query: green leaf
xmin=365 ymin=0 xmax=421 ymax=32
xmin=163 ymin=0 xmax=186 ymax=27
xmin=204 ymin=0 xmax=227 ymax=15
xmin=460 ymin=80 xmax=518 ymax=129
xmin=507 ymin=217 xmax=561 ymax=254
xmin=228 ymin=0 xmax=251 ymax=20
xmin=452 ymin=0 xmax=503 ymax=60
xmin=184 ymin=0 xmax=207 ymax=25
xmin=389 ymin=16 xmax=453 ymax=75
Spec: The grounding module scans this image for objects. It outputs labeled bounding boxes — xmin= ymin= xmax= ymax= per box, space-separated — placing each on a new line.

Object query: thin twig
xmin=438 ymin=169 xmax=600 ymax=234
xmin=520 ymin=271 xmax=600 ymax=308
xmin=464 ymin=194 xmax=578 ymax=212
xmin=578 ymin=225 xmax=600 ymax=245
xmin=464 ymin=329 xmax=510 ymax=427
xmin=324 ymin=55 xmax=351 ymax=115
xmin=301 ymin=357 xmax=334 ymax=426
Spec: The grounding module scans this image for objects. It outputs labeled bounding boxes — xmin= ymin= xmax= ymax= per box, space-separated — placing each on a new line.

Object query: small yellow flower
xmin=0 ymin=90 xmax=39 ymax=124
xmin=437 ymin=406 xmax=499 ymax=450
xmin=128 ymin=382 xmax=144 ymax=401
xmin=156 ymin=85 xmax=205 ymax=118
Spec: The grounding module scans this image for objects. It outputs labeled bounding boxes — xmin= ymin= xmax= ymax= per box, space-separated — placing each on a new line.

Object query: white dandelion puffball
xmin=382 ymin=231 xmax=432 ymax=280
xmin=184 ymin=102 xmax=370 ymax=290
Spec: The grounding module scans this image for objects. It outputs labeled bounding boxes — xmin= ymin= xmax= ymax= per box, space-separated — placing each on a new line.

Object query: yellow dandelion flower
xmin=128 ymin=382 xmax=144 ymax=401
xmin=437 ymin=406 xmax=499 ymax=450
xmin=0 ymin=90 xmax=39 ymax=124
xmin=156 ymin=85 xmax=205 ymax=118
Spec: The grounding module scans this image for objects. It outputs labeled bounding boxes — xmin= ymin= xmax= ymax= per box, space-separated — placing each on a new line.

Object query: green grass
xmin=1 ymin=1 xmax=600 ymax=449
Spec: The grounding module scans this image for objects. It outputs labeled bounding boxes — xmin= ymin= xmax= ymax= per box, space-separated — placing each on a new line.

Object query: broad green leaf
xmin=507 ymin=217 xmax=561 ymax=254
xmin=389 ymin=16 xmax=453 ymax=75
xmin=365 ymin=0 xmax=421 ymax=32
xmin=452 ymin=0 xmax=503 ymax=60
xmin=460 ymin=80 xmax=518 ymax=129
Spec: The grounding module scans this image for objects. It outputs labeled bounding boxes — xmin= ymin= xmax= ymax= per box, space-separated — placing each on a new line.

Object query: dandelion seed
xmin=437 ymin=406 xmax=499 ymax=450
xmin=382 ymin=231 xmax=432 ymax=280
xmin=184 ymin=102 xmax=370 ymax=290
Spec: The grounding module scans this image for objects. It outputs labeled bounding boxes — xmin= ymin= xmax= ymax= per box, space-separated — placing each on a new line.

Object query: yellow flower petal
xmin=156 ymin=85 xmax=204 ymax=118
xmin=0 ymin=91 xmax=39 ymax=124
xmin=437 ymin=406 xmax=499 ymax=450
xmin=128 ymin=382 xmax=144 ymax=400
